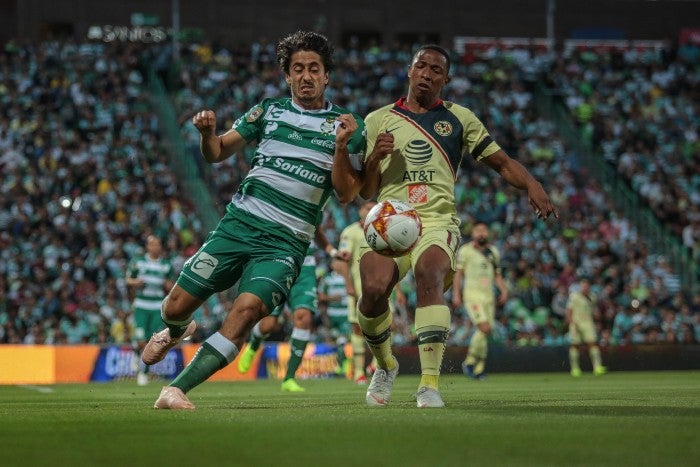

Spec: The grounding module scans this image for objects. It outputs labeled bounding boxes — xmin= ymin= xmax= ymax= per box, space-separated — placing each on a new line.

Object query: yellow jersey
xmin=455 ymin=242 xmax=501 ymax=300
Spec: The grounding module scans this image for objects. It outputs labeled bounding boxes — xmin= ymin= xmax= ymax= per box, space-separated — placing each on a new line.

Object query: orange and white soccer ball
xmin=363 ymin=199 xmax=422 ymax=257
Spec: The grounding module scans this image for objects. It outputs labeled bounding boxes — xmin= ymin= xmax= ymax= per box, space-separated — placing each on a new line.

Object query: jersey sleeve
xmin=363 ymin=109 xmax=382 ymax=164
xmin=458 ymin=107 xmax=501 ymax=161
xmin=232 ymin=101 xmax=267 ymax=143
xmin=491 ymin=246 xmax=502 ymax=275
xmin=455 ymin=245 xmax=468 ymax=271
xmin=347 ymin=113 xmax=367 ymax=171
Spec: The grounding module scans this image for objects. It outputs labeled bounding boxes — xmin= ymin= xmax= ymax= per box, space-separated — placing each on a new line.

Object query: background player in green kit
xmin=141 ymin=30 xmax=365 ymax=409
xmin=125 ymin=235 xmax=174 ymax=386
xmin=452 ymin=222 xmax=508 ymax=380
xmin=566 ymin=277 xmax=607 ymax=377
xmin=332 ymin=45 xmax=557 ymax=408
xmin=237 ymin=229 xmax=348 ymax=392
xmin=336 ymin=200 xmax=378 ymax=384
xmin=318 ymin=258 xmax=353 ymax=378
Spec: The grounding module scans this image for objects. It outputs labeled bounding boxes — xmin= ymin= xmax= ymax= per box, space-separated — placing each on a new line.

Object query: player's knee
xmin=293 ymin=308 xmax=312 ymax=329
xmin=361 ymin=281 xmax=391 ymax=305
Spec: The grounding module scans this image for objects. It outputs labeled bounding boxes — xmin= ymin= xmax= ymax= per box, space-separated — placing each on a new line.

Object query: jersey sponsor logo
xmin=272 ymin=291 xmax=283 ymax=307
xmin=191 ymin=252 xmax=218 ymax=279
xmin=320 ymin=117 xmax=336 ymax=135
xmin=408 ymin=184 xmax=428 ymax=204
xmin=247 ymin=106 xmax=263 ymax=122
xmin=288 ymin=131 xmax=302 ymax=141
xmin=273 ymin=158 xmax=327 ymax=184
xmin=433 ymin=120 xmax=453 ymax=136
xmin=274 ymin=256 xmax=296 ymax=269
xmin=311 ymin=137 xmax=335 ymax=150
xmin=263 ymin=121 xmax=279 ymax=137
xmin=402 ymin=170 xmax=436 ymax=182
xmin=404 ymin=139 xmax=432 ymax=165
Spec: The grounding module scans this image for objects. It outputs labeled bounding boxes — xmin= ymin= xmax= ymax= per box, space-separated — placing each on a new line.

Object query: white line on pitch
xmin=17 ymin=385 xmax=55 ymax=393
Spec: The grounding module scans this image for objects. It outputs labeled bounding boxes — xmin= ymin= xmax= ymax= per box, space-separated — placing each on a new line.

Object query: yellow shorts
xmin=569 ymin=321 xmax=597 ymax=345
xmin=360 ymin=224 xmax=461 ymax=289
xmin=464 ymin=298 xmax=495 ymax=326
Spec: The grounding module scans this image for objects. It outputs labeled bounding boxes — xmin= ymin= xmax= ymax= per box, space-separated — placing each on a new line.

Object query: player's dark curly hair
xmin=277 ymin=30 xmax=335 ymax=74
xmin=414 ymin=44 xmax=451 ymax=75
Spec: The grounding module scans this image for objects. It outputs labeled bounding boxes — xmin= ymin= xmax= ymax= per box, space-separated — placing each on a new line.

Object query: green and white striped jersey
xmin=320 ymin=270 xmax=349 ymax=318
xmin=229 ymin=97 xmax=366 ymax=243
xmin=126 ymin=255 xmax=173 ymax=312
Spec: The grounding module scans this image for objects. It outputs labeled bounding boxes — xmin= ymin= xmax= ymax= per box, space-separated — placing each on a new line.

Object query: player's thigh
xmin=465 ymin=298 xmax=490 ymax=326
xmin=288 ymin=265 xmax=319 ymax=315
xmin=176 ymin=229 xmax=248 ymax=301
xmin=133 ymin=309 xmax=150 ymax=342
xmin=411 ymin=225 xmax=461 ymax=291
xmin=238 ymin=256 xmax=300 ymax=314
xmin=359 ymin=247 xmax=400 ymax=297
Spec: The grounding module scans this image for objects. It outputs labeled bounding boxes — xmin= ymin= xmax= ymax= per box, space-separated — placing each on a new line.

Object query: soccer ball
xmin=363 ymin=199 xmax=422 ymax=257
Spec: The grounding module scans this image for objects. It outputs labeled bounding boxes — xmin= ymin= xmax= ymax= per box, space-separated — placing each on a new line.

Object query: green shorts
xmin=329 ymin=315 xmax=351 ymax=339
xmin=269 ymin=263 xmax=318 ymax=317
xmin=133 ymin=308 xmax=162 ymax=342
xmin=176 ymin=211 xmax=307 ymax=312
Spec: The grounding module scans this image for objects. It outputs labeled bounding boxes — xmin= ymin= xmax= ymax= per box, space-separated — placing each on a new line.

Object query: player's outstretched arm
xmin=192 ymin=110 xmax=247 ymax=163
xmin=481 ymin=149 xmax=559 ymax=220
xmin=332 ymin=114 xmax=363 ymax=203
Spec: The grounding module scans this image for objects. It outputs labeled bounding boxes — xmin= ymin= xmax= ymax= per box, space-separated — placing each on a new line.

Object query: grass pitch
xmin=1 ymin=371 xmax=699 ymax=467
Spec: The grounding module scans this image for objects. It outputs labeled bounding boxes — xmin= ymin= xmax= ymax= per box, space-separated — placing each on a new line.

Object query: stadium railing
xmin=534 ymin=83 xmax=698 ymax=295
xmin=147 ymin=67 xmax=220 ymax=232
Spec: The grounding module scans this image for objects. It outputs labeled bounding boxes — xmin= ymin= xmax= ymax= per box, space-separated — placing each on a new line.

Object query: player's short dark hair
xmin=413 ymin=44 xmax=451 ymax=75
xmin=277 ymin=30 xmax=335 ymax=74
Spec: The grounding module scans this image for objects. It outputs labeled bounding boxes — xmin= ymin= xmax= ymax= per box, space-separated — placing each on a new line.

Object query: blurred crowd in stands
xmin=0 ymin=36 xmax=698 ymax=348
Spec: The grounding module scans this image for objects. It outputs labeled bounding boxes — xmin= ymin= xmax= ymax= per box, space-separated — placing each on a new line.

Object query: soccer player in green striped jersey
xmin=125 ymin=235 xmax=174 ymax=386
xmin=333 ymin=45 xmax=557 ymax=408
xmin=143 ymin=30 xmax=365 ymax=409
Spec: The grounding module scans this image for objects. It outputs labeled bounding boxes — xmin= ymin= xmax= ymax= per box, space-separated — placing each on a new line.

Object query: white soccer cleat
xmin=141 ymin=321 xmax=196 ymax=365
xmin=365 ymin=357 xmax=399 ymax=407
xmin=136 ymin=371 xmax=149 ymax=386
xmin=153 ymin=386 xmax=195 ymax=410
xmin=415 ymin=386 xmax=445 ymax=408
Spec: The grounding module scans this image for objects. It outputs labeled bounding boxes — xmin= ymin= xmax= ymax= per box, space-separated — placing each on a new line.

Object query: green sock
xmin=336 ymin=341 xmax=347 ymax=367
xmin=161 ymin=310 xmax=192 ymax=339
xmin=569 ymin=347 xmax=580 ymax=372
xmin=248 ymin=322 xmax=268 ymax=352
xmin=285 ymin=328 xmax=310 ymax=381
xmin=171 ymin=332 xmax=238 ymax=393
xmin=358 ymin=308 xmax=396 ymax=371
xmin=589 ymin=346 xmax=602 ymax=369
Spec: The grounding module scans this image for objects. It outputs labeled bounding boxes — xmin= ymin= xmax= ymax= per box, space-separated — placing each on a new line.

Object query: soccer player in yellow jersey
xmin=337 ymin=200 xmax=378 ymax=384
xmin=452 ymin=222 xmax=508 ymax=380
xmin=566 ymin=277 xmax=607 ymax=377
xmin=332 ymin=45 xmax=557 ymax=408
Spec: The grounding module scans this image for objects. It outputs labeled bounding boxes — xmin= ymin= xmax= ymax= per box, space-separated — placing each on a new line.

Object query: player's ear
xmin=444 ymin=75 xmax=451 ymax=84
xmin=285 ymin=74 xmax=292 ymax=85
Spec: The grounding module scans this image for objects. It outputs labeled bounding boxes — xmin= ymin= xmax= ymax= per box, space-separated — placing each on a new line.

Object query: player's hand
xmin=528 ymin=182 xmax=559 ymax=220
xmin=497 ymin=292 xmax=508 ymax=306
xmin=192 ymin=110 xmax=217 ymax=136
xmin=335 ymin=250 xmax=351 ymax=261
xmin=452 ymin=294 xmax=462 ymax=309
xmin=346 ymin=285 xmax=357 ymax=298
xmin=335 ymin=114 xmax=358 ymax=146
xmin=367 ymin=132 xmax=394 ymax=164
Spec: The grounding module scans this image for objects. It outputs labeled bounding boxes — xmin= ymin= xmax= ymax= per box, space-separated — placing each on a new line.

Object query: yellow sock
xmin=569 ymin=347 xmax=580 ymax=371
xmin=466 ymin=330 xmax=487 ymax=366
xmin=358 ymin=308 xmax=396 ymax=371
xmin=420 ymin=374 xmax=440 ymax=390
xmin=415 ymin=305 xmax=450 ymax=389
xmin=350 ymin=333 xmax=366 ymax=378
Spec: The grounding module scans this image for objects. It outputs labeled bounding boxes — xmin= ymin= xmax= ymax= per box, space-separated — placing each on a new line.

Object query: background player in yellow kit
xmin=566 ymin=276 xmax=607 ymax=377
xmin=452 ymin=222 xmax=508 ymax=380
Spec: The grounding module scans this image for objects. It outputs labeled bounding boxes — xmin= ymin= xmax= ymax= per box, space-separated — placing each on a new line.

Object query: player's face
xmin=146 ymin=236 xmax=162 ymax=257
xmin=286 ymin=50 xmax=329 ymax=110
xmin=472 ymin=224 xmax=489 ymax=245
xmin=407 ymin=49 xmax=449 ymax=104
